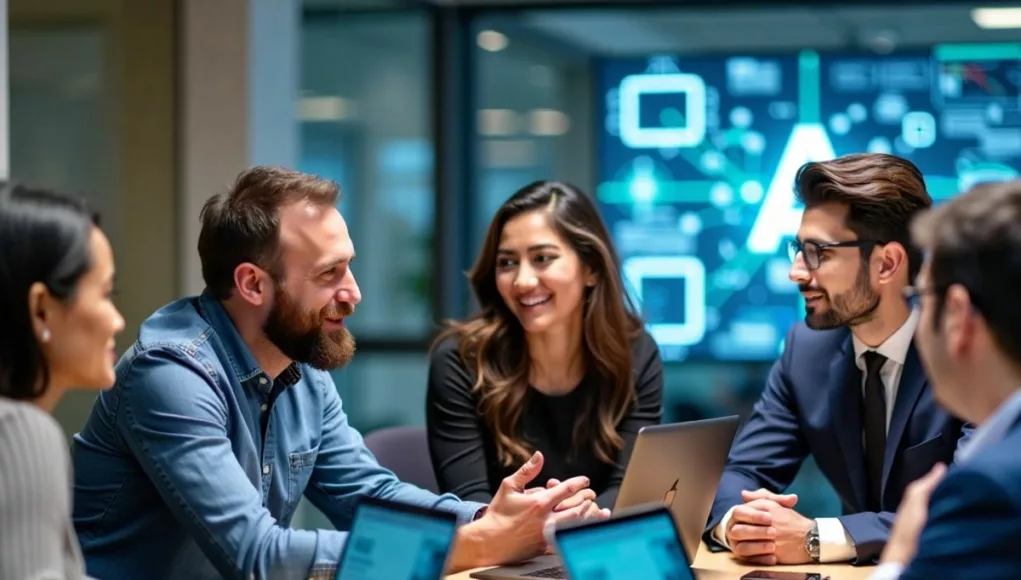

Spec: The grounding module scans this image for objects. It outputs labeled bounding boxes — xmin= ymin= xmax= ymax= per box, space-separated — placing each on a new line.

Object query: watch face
xmin=805 ymin=529 xmax=820 ymax=560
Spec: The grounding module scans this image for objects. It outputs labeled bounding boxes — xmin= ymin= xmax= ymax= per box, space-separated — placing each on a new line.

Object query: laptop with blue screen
xmin=471 ymin=415 xmax=739 ymax=580
xmin=553 ymin=503 xmax=694 ymax=580
xmin=334 ymin=496 xmax=459 ymax=580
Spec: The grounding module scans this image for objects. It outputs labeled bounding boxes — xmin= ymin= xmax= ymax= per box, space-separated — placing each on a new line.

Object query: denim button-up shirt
xmin=71 ymin=292 xmax=483 ymax=580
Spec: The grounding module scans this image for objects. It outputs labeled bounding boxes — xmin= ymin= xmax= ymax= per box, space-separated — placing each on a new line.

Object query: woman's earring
xmin=40 ymin=328 xmax=51 ymax=343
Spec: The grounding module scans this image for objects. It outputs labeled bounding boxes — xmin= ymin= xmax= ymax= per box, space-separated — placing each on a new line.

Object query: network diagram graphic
xmin=598 ymin=44 xmax=1021 ymax=361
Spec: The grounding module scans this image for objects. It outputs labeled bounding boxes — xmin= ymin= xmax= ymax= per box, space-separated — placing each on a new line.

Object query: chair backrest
xmin=363 ymin=425 xmax=440 ymax=494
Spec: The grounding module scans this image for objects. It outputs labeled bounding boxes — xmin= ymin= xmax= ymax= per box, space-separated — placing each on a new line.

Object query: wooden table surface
xmin=445 ymin=543 xmax=874 ymax=580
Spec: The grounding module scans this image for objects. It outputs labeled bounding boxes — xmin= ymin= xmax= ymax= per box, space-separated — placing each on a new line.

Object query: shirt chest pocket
xmin=282 ymin=445 xmax=319 ymax=523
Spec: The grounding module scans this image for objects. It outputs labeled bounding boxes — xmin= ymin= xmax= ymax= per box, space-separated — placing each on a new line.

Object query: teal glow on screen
xmin=336 ymin=504 xmax=456 ymax=580
xmin=558 ymin=512 xmax=693 ymax=580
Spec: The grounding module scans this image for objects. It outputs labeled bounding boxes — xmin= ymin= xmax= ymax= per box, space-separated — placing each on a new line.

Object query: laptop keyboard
xmin=524 ymin=567 xmax=566 ymax=578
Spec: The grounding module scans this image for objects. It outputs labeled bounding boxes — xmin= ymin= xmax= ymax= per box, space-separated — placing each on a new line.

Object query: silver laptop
xmin=470 ymin=415 xmax=740 ymax=580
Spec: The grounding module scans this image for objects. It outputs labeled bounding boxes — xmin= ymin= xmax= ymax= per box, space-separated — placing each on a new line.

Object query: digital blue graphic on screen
xmin=557 ymin=511 xmax=693 ymax=580
xmin=598 ymin=45 xmax=1021 ymax=361
xmin=336 ymin=504 xmax=456 ymax=580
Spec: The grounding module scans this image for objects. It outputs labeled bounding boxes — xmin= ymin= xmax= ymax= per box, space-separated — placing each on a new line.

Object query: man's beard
xmin=263 ymin=288 xmax=356 ymax=371
xmin=802 ymin=265 xmax=881 ymax=330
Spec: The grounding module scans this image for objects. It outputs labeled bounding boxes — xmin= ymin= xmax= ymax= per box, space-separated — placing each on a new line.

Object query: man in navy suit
xmin=872 ymin=179 xmax=1021 ymax=580
xmin=703 ymin=153 xmax=969 ymax=566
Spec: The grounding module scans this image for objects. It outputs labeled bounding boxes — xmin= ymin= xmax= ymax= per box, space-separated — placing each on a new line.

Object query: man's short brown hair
xmin=198 ymin=166 xmax=339 ymax=300
xmin=911 ymin=179 xmax=1021 ymax=365
xmin=795 ymin=153 xmax=932 ymax=279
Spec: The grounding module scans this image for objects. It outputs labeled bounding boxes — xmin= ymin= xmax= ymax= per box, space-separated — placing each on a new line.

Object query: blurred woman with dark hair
xmin=0 ymin=183 xmax=124 ymax=579
xmin=427 ymin=180 xmax=663 ymax=509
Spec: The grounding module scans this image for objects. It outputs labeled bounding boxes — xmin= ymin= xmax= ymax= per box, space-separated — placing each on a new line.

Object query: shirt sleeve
xmin=115 ymin=347 xmax=344 ymax=580
xmin=817 ymin=517 xmax=857 ymax=562
xmin=426 ymin=339 xmax=495 ymax=503
xmin=711 ymin=507 xmax=736 ymax=549
xmin=870 ymin=562 xmax=905 ymax=580
xmin=0 ymin=404 xmax=84 ymax=580
xmin=303 ymin=371 xmax=483 ymax=525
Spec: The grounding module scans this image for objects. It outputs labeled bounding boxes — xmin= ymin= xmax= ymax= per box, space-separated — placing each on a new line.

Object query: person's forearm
xmin=447 ymin=521 xmax=491 ymax=572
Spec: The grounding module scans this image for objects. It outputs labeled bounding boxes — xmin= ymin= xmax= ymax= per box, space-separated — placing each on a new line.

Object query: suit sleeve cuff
xmin=711 ymin=506 xmax=737 ymax=550
xmin=869 ymin=562 xmax=905 ymax=580
xmin=816 ymin=517 xmax=856 ymax=562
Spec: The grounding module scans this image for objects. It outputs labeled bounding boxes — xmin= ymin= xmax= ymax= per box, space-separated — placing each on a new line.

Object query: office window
xmin=330 ymin=352 xmax=432 ymax=432
xmin=300 ymin=11 xmax=434 ymax=339
xmin=471 ymin=15 xmax=594 ymax=253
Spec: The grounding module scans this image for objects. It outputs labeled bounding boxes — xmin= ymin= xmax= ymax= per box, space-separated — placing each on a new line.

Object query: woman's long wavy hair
xmin=436 ymin=181 xmax=644 ymax=467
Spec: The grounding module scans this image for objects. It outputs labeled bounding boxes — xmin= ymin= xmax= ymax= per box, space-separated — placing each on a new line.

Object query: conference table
xmin=446 ymin=543 xmax=873 ymax=580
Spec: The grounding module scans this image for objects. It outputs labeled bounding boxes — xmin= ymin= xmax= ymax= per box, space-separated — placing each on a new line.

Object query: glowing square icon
xmin=623 ymin=256 xmax=706 ymax=346
xmin=618 ymin=73 xmax=707 ymax=149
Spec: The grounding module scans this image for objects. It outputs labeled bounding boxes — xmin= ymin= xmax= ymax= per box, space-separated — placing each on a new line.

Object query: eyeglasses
xmin=787 ymin=238 xmax=883 ymax=271
xmin=902 ymin=285 xmax=939 ymax=308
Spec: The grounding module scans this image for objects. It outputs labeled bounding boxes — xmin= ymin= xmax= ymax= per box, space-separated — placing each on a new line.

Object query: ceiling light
xmin=477 ymin=30 xmax=508 ymax=52
xmin=528 ymin=109 xmax=570 ymax=136
xmin=297 ymin=96 xmax=356 ymax=122
xmin=478 ymin=109 xmax=519 ymax=136
xmin=971 ymin=7 xmax=1021 ymax=29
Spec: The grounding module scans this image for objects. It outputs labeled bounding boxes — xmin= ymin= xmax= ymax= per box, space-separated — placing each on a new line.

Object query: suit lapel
xmin=882 ymin=344 xmax=928 ymax=493
xmin=829 ymin=334 xmax=869 ymax=511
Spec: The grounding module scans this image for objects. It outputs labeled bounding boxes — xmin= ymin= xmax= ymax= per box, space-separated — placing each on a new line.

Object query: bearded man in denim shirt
xmin=71 ymin=167 xmax=605 ymax=580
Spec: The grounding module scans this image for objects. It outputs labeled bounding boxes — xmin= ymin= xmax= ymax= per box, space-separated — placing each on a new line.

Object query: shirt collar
xmin=198 ymin=290 xmax=303 ymax=393
xmin=852 ymin=307 xmax=920 ymax=371
xmin=957 ymin=389 xmax=1021 ymax=464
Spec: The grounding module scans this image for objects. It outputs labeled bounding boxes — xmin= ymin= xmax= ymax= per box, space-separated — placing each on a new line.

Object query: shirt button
xmin=263 ymin=465 xmax=270 ymax=475
xmin=259 ymin=377 xmax=269 ymax=386
xmin=261 ymin=403 xmax=268 ymax=412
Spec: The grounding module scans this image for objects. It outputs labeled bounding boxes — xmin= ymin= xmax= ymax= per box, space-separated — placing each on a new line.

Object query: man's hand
xmin=725 ymin=489 xmax=812 ymax=566
xmin=449 ymin=452 xmax=603 ymax=570
xmin=880 ymin=463 xmax=947 ymax=566
xmin=531 ymin=478 xmax=608 ymax=515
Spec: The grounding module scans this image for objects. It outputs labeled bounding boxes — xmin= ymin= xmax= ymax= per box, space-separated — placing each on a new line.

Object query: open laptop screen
xmin=335 ymin=497 xmax=458 ymax=580
xmin=555 ymin=506 xmax=694 ymax=580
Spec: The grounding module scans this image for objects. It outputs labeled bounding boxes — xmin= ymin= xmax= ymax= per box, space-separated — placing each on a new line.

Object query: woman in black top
xmin=427 ymin=180 xmax=663 ymax=509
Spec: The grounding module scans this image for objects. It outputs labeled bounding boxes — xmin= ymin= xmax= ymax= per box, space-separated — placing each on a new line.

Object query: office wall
xmin=9 ymin=0 xmax=176 ymax=438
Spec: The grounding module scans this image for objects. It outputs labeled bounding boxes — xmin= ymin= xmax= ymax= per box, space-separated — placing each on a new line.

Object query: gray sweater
xmin=0 ymin=398 xmax=87 ymax=580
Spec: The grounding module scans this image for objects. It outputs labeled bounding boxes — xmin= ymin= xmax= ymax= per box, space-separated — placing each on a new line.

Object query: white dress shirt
xmin=870 ymin=388 xmax=1021 ymax=580
xmin=713 ymin=309 xmax=920 ymax=562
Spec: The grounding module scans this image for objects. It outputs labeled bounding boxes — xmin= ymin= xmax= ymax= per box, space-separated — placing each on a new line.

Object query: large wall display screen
xmin=597 ymin=44 xmax=1021 ymax=361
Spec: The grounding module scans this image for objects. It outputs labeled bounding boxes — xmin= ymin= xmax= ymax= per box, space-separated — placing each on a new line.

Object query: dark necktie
xmin=863 ymin=351 xmax=888 ymax=512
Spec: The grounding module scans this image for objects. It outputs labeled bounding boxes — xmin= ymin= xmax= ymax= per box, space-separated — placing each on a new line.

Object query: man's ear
xmin=876 ymin=242 xmax=908 ymax=283
xmin=942 ymin=284 xmax=975 ymax=358
xmin=234 ymin=263 xmax=270 ymax=307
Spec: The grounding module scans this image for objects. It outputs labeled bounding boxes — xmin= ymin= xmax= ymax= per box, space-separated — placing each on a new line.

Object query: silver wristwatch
xmin=805 ymin=521 xmax=821 ymax=563
xmin=804 ymin=520 xmax=820 ymax=563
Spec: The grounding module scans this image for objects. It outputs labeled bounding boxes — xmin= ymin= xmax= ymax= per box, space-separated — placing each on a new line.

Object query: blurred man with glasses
xmin=703 ymin=153 xmax=970 ymax=567
xmin=871 ymin=180 xmax=1021 ymax=579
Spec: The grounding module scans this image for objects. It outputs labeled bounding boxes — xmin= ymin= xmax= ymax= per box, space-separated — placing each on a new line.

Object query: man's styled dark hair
xmin=795 ymin=153 xmax=932 ymax=279
xmin=0 ymin=183 xmax=99 ymax=400
xmin=912 ymin=179 xmax=1021 ymax=365
xmin=198 ymin=166 xmax=339 ymax=300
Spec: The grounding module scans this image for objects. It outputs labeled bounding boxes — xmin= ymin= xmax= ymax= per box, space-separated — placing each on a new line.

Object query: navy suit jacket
xmin=900 ymin=417 xmax=1021 ymax=579
xmin=704 ymin=322 xmax=969 ymax=564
